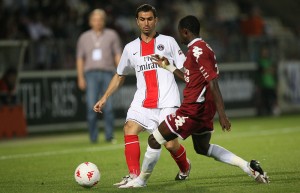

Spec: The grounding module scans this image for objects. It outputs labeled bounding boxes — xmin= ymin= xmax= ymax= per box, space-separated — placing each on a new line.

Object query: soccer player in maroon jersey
xmin=120 ymin=15 xmax=269 ymax=188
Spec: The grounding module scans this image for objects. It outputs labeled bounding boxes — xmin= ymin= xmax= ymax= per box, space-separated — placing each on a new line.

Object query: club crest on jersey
xmin=193 ymin=46 xmax=203 ymax=62
xmin=157 ymin=44 xmax=164 ymax=51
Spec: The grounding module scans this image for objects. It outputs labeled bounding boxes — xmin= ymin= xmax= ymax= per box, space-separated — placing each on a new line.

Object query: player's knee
xmin=123 ymin=123 xmax=131 ymax=135
xmin=148 ymin=134 xmax=161 ymax=149
xmin=194 ymin=144 xmax=209 ymax=155
xmin=164 ymin=140 xmax=180 ymax=153
xmin=164 ymin=141 xmax=174 ymax=151
xmin=123 ymin=121 xmax=141 ymax=135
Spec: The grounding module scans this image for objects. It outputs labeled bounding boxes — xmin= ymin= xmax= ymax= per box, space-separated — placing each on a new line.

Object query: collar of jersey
xmin=187 ymin=37 xmax=202 ymax=47
xmin=139 ymin=32 xmax=159 ymax=41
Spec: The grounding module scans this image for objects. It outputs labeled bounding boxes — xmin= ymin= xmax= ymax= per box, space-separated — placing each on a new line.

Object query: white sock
xmin=138 ymin=145 xmax=162 ymax=183
xmin=207 ymin=144 xmax=250 ymax=174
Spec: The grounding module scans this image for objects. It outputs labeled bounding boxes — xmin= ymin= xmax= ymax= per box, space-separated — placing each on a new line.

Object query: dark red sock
xmin=124 ymin=135 xmax=140 ymax=176
xmin=170 ymin=144 xmax=189 ymax=172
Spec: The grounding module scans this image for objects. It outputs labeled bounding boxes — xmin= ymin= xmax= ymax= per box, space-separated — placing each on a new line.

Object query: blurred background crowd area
xmin=0 ymin=0 xmax=300 ymax=70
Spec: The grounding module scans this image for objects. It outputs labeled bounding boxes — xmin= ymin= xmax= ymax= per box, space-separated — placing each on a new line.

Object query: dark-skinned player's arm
xmin=209 ymin=78 xmax=231 ymax=132
xmin=151 ymin=54 xmax=185 ymax=81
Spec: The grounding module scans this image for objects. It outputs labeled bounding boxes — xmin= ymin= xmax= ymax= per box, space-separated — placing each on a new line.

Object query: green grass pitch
xmin=0 ymin=114 xmax=300 ymax=193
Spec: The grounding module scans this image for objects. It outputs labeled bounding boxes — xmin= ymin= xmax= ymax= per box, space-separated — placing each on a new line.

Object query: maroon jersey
xmin=163 ymin=38 xmax=220 ymax=139
xmin=182 ymin=38 xmax=219 ymax=104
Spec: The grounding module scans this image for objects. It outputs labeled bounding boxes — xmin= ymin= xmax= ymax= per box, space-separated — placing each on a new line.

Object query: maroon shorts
xmin=164 ymin=102 xmax=215 ymax=139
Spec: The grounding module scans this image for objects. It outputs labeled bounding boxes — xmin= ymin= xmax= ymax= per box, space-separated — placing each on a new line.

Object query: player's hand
xmin=78 ymin=77 xmax=86 ymax=91
xmin=219 ymin=115 xmax=231 ymax=132
xmin=151 ymin=54 xmax=169 ymax=67
xmin=93 ymin=97 xmax=106 ymax=113
xmin=151 ymin=55 xmax=177 ymax=72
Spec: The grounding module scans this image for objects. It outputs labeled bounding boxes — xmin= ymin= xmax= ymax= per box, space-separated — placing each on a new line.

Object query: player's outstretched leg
xmin=207 ymin=144 xmax=269 ymax=183
xmin=192 ymin=134 xmax=269 ymax=183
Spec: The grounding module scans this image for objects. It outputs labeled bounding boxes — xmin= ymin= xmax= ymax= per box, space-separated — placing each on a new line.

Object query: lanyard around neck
xmin=91 ymin=31 xmax=104 ymax=48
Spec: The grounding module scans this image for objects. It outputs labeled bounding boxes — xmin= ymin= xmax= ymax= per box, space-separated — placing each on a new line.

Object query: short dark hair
xmin=135 ymin=4 xmax=157 ymax=18
xmin=178 ymin=15 xmax=200 ymax=35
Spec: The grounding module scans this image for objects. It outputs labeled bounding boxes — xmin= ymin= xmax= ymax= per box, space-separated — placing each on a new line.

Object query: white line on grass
xmin=0 ymin=144 xmax=125 ymax=161
xmin=0 ymin=127 xmax=299 ymax=161
xmin=214 ymin=126 xmax=300 ymax=139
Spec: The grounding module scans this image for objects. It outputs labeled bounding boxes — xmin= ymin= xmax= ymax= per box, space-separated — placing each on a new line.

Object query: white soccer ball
xmin=74 ymin=162 xmax=100 ymax=188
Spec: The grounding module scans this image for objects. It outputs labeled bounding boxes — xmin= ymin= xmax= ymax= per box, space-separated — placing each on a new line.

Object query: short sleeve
xmin=193 ymin=44 xmax=218 ymax=81
xmin=170 ymin=37 xmax=186 ymax=69
xmin=76 ymin=35 xmax=85 ymax=59
xmin=117 ymin=45 xmax=132 ymax=75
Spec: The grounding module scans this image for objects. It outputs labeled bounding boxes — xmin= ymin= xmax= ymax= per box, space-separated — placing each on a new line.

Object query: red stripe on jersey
xmin=143 ymin=70 xmax=159 ymax=108
xmin=141 ymin=38 xmax=155 ymax=56
xmin=141 ymin=38 xmax=158 ymax=108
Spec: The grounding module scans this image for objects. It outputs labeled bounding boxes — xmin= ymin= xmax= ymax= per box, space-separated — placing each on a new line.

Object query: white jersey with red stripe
xmin=117 ymin=33 xmax=185 ymax=108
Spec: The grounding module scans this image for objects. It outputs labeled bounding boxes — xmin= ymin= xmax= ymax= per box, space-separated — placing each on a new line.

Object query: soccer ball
xmin=74 ymin=162 xmax=100 ymax=188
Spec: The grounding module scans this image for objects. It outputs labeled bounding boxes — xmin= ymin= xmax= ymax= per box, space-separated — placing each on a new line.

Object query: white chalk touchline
xmin=214 ymin=127 xmax=300 ymax=139
xmin=0 ymin=144 xmax=125 ymax=161
xmin=0 ymin=127 xmax=299 ymax=161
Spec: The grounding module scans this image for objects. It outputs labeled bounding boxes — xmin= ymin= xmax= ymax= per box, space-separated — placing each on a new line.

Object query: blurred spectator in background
xmin=240 ymin=5 xmax=266 ymax=61
xmin=257 ymin=46 xmax=279 ymax=116
xmin=26 ymin=11 xmax=53 ymax=69
xmin=1 ymin=0 xmax=297 ymax=67
xmin=0 ymin=67 xmax=17 ymax=105
xmin=240 ymin=5 xmax=265 ymax=37
xmin=76 ymin=9 xmax=122 ymax=143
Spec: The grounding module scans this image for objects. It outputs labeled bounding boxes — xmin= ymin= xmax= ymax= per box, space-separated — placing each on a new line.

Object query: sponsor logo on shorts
xmin=175 ymin=116 xmax=188 ymax=130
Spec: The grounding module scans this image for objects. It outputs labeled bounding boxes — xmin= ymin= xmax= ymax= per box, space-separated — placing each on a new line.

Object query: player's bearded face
xmin=137 ymin=11 xmax=157 ymax=35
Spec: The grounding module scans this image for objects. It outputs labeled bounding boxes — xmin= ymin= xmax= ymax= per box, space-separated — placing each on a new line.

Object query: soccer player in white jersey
xmin=93 ymin=4 xmax=191 ymax=186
